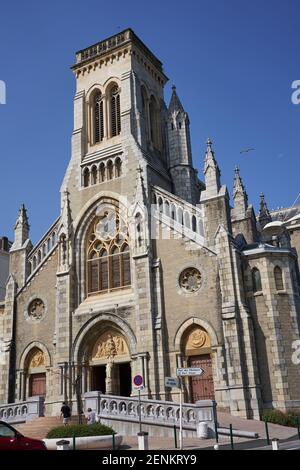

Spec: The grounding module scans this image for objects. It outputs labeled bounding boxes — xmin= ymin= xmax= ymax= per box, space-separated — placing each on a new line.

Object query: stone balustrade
xmin=152 ymin=186 xmax=206 ymax=246
xmin=75 ymin=31 xmax=130 ymax=64
xmin=84 ymin=392 xmax=217 ymax=438
xmin=0 ymin=396 xmax=44 ymax=424
xmin=27 ymin=219 xmax=59 ymax=277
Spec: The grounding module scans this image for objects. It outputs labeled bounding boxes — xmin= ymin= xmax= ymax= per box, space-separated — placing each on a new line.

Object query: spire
xmin=258 ymin=193 xmax=272 ymax=228
xmin=167 ymin=85 xmax=195 ymax=203
xmin=203 ymin=138 xmax=221 ymax=197
xmin=168 ymin=85 xmax=185 ymax=114
xmin=232 ymin=166 xmax=248 ymax=216
xmin=12 ymin=204 xmax=30 ymax=250
xmin=204 ymin=138 xmax=220 ymax=173
xmin=60 ymin=189 xmax=72 ymax=235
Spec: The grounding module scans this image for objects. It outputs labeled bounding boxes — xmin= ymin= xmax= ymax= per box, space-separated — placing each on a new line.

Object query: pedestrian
xmin=60 ymin=401 xmax=71 ymax=425
xmin=86 ymin=408 xmax=96 ymax=425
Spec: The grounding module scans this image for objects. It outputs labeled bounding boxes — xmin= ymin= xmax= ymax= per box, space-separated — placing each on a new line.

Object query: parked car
xmin=0 ymin=421 xmax=47 ymax=451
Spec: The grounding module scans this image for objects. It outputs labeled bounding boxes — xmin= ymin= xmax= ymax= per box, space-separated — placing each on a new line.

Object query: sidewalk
xmin=120 ymin=412 xmax=300 ymax=450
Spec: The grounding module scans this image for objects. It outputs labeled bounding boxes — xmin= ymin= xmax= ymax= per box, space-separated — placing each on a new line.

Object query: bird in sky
xmin=240 ymin=148 xmax=255 ymax=154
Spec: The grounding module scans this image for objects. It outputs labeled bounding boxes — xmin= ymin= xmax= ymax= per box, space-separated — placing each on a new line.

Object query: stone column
xmin=105 ymin=359 xmax=114 ymax=395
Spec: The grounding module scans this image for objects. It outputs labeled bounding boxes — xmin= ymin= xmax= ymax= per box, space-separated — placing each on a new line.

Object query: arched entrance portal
xmin=26 ymin=348 xmax=47 ymax=398
xmin=90 ymin=330 xmax=132 ymax=396
xmin=183 ymin=326 xmax=215 ymax=402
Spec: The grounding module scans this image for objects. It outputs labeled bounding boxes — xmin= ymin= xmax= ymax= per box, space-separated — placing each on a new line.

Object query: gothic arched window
xmin=252 ymin=267 xmax=262 ymax=293
xmin=274 ymin=266 xmax=284 ymax=291
xmin=91 ymin=166 xmax=97 ymax=185
xmin=83 ymin=168 xmax=90 ymax=187
xmin=107 ymin=160 xmax=113 ymax=180
xmin=110 ymin=85 xmax=121 ymax=137
xmin=99 ymin=163 xmax=106 ymax=182
xmin=93 ymin=92 xmax=104 ymax=144
xmin=115 ymin=157 xmax=122 ymax=178
xmin=87 ymin=210 xmax=131 ymax=296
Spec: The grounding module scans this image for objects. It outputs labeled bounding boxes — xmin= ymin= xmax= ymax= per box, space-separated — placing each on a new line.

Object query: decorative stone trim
xmin=178 ymin=267 xmax=202 ymax=294
xmin=175 ymin=263 xmax=206 ymax=297
xmin=174 ymin=317 xmax=219 ymax=350
xmin=24 ymin=296 xmax=47 ymax=323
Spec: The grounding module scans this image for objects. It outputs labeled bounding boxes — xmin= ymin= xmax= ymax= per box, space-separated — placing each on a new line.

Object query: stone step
xmin=15 ymin=416 xmax=81 ymax=439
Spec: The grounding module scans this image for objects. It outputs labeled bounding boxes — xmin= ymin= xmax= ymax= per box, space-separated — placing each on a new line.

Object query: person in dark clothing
xmin=60 ymin=401 xmax=71 ymax=425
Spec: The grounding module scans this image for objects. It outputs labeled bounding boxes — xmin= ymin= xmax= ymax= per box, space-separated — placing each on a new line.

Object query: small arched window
xmin=115 ymin=157 xmax=122 ymax=178
xmin=107 ymin=160 xmax=113 ymax=180
xmin=274 ymin=266 xmax=284 ymax=291
xmin=83 ymin=168 xmax=90 ymax=187
xmin=252 ymin=267 xmax=262 ymax=293
xmin=110 ymin=85 xmax=121 ymax=137
xmin=192 ymin=215 xmax=197 ymax=232
xmin=93 ymin=92 xmax=104 ymax=144
xmin=91 ymin=166 xmax=97 ymax=185
xmin=99 ymin=163 xmax=106 ymax=183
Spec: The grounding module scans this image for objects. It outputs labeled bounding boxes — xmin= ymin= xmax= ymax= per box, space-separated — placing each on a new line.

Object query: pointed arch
xmin=72 ymin=313 xmax=137 ymax=364
xmin=19 ymin=342 xmax=51 ymax=370
xmin=107 ymin=83 xmax=121 ymax=137
xmin=85 ymin=202 xmax=131 ymax=296
xmin=99 ymin=162 xmax=106 ymax=182
xmin=91 ymin=165 xmax=98 ymax=185
xmin=92 ymin=90 xmax=104 ymax=144
xmin=115 ymin=157 xmax=122 ymax=178
xmin=83 ymin=167 xmax=90 ymax=187
xmin=174 ymin=317 xmax=219 ymax=350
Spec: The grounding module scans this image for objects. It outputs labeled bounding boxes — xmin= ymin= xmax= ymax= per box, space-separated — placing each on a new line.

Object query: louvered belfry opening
xmin=111 ymin=85 xmax=121 ymax=137
xmin=94 ymin=92 xmax=104 ymax=143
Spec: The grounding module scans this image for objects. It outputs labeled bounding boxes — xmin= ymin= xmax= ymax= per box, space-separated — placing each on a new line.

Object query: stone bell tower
xmin=61 ymin=29 xmax=169 ymax=220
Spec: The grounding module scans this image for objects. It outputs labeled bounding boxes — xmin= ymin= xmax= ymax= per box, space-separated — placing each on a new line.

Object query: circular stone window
xmin=28 ymin=298 xmax=45 ymax=321
xmin=179 ymin=268 xmax=202 ymax=293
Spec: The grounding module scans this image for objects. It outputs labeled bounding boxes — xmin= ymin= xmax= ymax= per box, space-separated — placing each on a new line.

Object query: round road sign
xmin=133 ymin=374 xmax=143 ymax=387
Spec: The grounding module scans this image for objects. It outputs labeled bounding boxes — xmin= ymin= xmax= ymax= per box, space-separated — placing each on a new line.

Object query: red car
xmin=0 ymin=420 xmax=47 ymax=451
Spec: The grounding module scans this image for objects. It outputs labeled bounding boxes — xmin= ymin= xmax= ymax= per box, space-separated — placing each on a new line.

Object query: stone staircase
xmin=15 ymin=416 xmax=80 ymax=439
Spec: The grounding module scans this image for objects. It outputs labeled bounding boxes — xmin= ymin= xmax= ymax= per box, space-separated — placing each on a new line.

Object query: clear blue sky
xmin=0 ymin=0 xmax=299 ymax=243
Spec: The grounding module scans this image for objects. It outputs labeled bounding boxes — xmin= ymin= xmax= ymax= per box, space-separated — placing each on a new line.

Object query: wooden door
xmin=29 ymin=373 xmax=46 ymax=397
xmin=189 ymin=355 xmax=214 ymax=402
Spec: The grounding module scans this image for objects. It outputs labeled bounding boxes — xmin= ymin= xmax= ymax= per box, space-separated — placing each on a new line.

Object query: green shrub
xmin=46 ymin=423 xmax=115 ymax=439
xmin=262 ymin=409 xmax=300 ymax=428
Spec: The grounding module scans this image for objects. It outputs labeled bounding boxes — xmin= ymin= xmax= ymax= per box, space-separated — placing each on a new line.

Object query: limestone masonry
xmin=1 ymin=29 xmax=300 ymax=420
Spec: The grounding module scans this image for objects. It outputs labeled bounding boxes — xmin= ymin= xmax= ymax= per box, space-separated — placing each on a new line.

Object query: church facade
xmin=1 ymin=29 xmax=300 ymax=420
